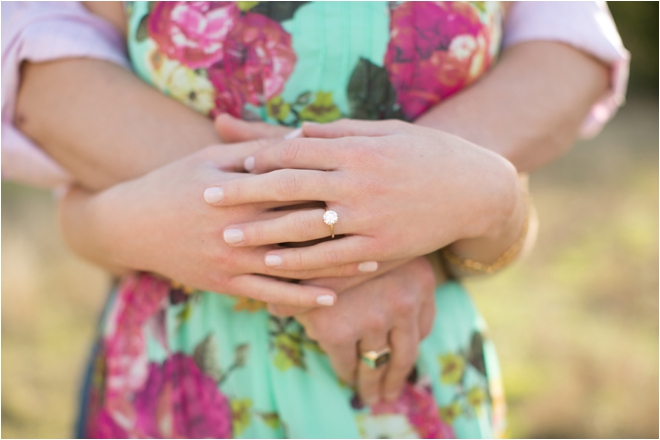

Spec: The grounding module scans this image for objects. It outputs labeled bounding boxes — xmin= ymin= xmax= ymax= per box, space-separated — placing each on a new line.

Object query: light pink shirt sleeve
xmin=503 ymin=1 xmax=631 ymax=139
xmin=1 ymin=1 xmax=129 ymax=188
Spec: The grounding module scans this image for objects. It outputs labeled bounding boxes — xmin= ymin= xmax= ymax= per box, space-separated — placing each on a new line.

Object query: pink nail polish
xmin=204 ymin=187 xmax=224 ymax=204
xmin=358 ymin=261 xmax=378 ymax=272
xmin=316 ymin=295 xmax=335 ymax=306
xmin=244 ymin=156 xmax=255 ymax=172
xmin=265 ymin=255 xmax=282 ymax=267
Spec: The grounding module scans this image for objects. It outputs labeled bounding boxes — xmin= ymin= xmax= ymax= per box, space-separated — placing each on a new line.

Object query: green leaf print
xmin=237 ymin=1 xmax=260 ymax=12
xmin=347 ymin=58 xmax=405 ymax=121
xmin=231 ymin=398 xmax=253 ymax=435
xmin=299 ymin=91 xmax=342 ymax=123
xmin=465 ymin=331 xmax=488 ymax=377
xmin=234 ymin=343 xmax=250 ymax=368
xmin=295 ymin=91 xmax=312 ymax=106
xmin=258 ymin=412 xmax=281 ymax=429
xmin=466 ymin=386 xmax=487 ymax=415
xmin=193 ymin=333 xmax=223 ymax=382
xmin=439 ymin=401 xmax=462 ymax=424
xmin=266 ymin=96 xmax=291 ymax=121
xmin=249 ymin=2 xmax=309 ymax=22
xmin=272 ymin=334 xmax=305 ymax=371
xmin=135 ymin=15 xmax=149 ymax=42
xmin=438 ymin=352 xmax=465 ymax=385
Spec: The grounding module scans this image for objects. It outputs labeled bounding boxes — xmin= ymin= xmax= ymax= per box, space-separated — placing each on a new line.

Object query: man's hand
xmin=295 ymin=256 xmax=441 ymax=405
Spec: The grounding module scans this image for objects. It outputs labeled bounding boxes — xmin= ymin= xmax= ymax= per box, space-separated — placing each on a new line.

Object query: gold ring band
xmin=360 ymin=347 xmax=391 ymax=369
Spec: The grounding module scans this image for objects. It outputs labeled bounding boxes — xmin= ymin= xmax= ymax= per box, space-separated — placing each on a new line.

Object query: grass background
xmin=2 ymin=2 xmax=658 ymax=438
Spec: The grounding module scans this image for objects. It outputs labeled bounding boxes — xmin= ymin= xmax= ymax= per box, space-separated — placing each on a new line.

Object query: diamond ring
xmin=323 ymin=209 xmax=338 ymax=238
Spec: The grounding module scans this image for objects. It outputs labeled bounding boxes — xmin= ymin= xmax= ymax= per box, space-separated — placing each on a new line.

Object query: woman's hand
xmin=59 ymin=143 xmax=387 ymax=308
xmin=206 ymin=119 xmax=521 ymax=271
xmin=295 ymin=256 xmax=440 ymax=405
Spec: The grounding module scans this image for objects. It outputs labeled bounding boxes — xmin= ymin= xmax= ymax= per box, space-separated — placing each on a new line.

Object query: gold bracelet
xmin=441 ymin=195 xmax=531 ymax=275
xmin=169 ymin=279 xmax=196 ymax=295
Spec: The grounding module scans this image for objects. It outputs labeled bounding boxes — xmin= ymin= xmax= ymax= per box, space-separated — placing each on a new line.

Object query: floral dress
xmin=78 ymin=2 xmax=507 ymax=438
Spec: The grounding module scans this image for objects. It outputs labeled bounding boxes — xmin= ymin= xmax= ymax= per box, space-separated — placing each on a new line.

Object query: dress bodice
xmin=126 ymin=1 xmax=502 ymax=125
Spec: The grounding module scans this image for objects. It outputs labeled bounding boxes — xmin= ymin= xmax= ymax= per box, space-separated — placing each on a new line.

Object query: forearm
xmin=415 ymin=41 xmax=610 ymax=172
xmin=415 ymin=41 xmax=607 ymax=275
xmin=15 ymin=59 xmax=220 ymax=191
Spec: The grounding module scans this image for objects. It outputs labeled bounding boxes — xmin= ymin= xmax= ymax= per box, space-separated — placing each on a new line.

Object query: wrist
xmin=477 ymin=153 xmax=522 ymax=241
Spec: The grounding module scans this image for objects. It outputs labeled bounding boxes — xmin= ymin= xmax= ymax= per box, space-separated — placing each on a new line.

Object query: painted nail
xmin=223 ymin=229 xmax=244 ymax=244
xmin=264 ymin=255 xmax=283 ymax=267
xmin=316 ymin=295 xmax=335 ymax=306
xmin=244 ymin=156 xmax=255 ymax=172
xmin=284 ymin=128 xmax=302 ymax=139
xmin=204 ymin=187 xmax=223 ymax=204
xmin=358 ymin=261 xmax=379 ymax=272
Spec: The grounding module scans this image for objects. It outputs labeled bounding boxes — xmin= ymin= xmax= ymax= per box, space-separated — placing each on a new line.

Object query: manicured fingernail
xmin=244 ymin=156 xmax=255 ymax=172
xmin=364 ymin=396 xmax=377 ymax=406
xmin=358 ymin=261 xmax=379 ymax=272
xmin=265 ymin=255 xmax=283 ymax=267
xmin=316 ymin=295 xmax=335 ymax=306
xmin=223 ymin=229 xmax=244 ymax=244
xmin=284 ymin=128 xmax=302 ymax=139
xmin=204 ymin=187 xmax=223 ymax=204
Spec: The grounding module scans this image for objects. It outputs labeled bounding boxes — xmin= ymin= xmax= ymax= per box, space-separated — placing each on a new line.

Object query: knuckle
xmin=275 ymin=171 xmax=302 ymax=199
xmin=394 ymin=294 xmax=417 ymax=316
xmin=246 ymin=224 xmax=265 ymax=244
xmin=289 ymin=251 xmax=305 ymax=270
xmin=281 ymin=140 xmax=303 ymax=164
xmin=323 ymin=249 xmax=342 ymax=266
xmin=365 ymin=314 xmax=387 ymax=334
xmin=328 ymin=327 xmax=354 ymax=346
xmin=293 ymin=213 xmax=317 ymax=239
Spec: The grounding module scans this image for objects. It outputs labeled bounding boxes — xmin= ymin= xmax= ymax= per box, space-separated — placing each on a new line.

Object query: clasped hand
xmin=208 ymin=119 xmax=520 ymax=272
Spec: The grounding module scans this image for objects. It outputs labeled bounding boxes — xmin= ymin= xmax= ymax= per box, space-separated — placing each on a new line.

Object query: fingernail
xmin=265 ymin=255 xmax=283 ymax=267
xmin=284 ymin=128 xmax=302 ymax=139
xmin=204 ymin=187 xmax=224 ymax=204
xmin=364 ymin=396 xmax=377 ymax=406
xmin=358 ymin=261 xmax=379 ymax=272
xmin=223 ymin=229 xmax=244 ymax=244
xmin=316 ymin=295 xmax=335 ymax=306
xmin=244 ymin=156 xmax=255 ymax=172
xmin=303 ymin=122 xmax=320 ymax=127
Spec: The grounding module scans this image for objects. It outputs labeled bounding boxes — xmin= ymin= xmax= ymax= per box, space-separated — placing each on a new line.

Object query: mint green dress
xmin=78 ymin=2 xmax=508 ymax=438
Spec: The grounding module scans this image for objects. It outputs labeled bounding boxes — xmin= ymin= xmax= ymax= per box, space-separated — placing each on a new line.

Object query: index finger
xmin=247 ymin=137 xmax=345 ymax=173
xmin=224 ymin=274 xmax=337 ymax=308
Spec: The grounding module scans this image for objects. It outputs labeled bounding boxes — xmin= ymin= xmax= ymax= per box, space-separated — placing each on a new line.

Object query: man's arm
xmin=15 ymin=59 xmax=221 ymax=191
xmin=416 ymin=41 xmax=610 ymax=172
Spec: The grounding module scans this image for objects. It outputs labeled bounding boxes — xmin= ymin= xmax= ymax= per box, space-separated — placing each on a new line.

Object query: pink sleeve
xmin=502 ymin=1 xmax=631 ymax=139
xmin=1 ymin=1 xmax=130 ymax=189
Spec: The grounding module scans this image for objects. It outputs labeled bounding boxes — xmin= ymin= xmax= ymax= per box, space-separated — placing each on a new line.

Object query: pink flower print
xmin=371 ymin=382 xmax=455 ymax=439
xmin=148 ymin=2 xmax=240 ymax=69
xmin=209 ymin=13 xmax=296 ymax=115
xmin=134 ymin=354 xmax=233 ymax=438
xmin=87 ymin=410 xmax=129 ymax=438
xmin=385 ymin=2 xmax=490 ymax=119
xmin=101 ymin=273 xmax=171 ymax=434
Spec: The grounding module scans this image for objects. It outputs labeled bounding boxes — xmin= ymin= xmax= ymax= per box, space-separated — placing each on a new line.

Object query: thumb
xmin=301 ymin=119 xmax=402 ymax=139
xmin=215 ymin=113 xmax=293 ymax=142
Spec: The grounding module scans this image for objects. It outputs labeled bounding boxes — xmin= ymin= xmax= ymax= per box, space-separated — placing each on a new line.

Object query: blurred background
xmin=2 ymin=2 xmax=658 ymax=438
